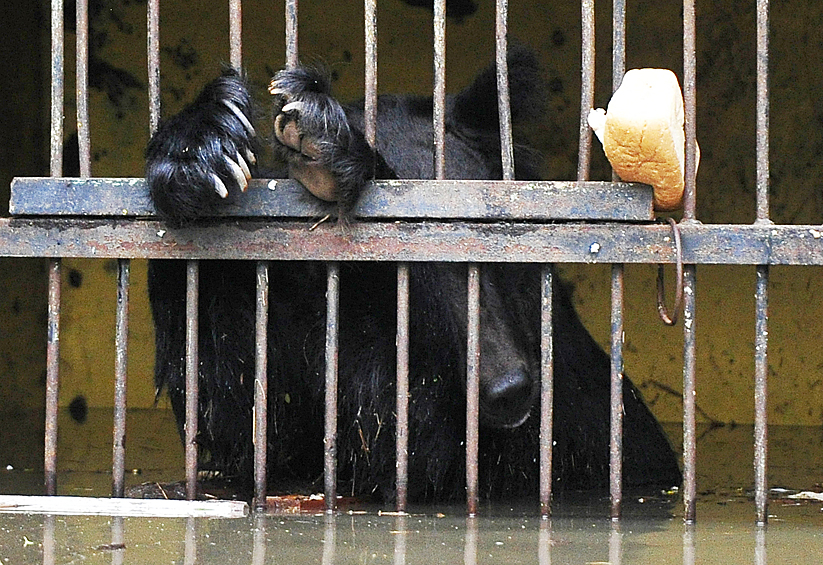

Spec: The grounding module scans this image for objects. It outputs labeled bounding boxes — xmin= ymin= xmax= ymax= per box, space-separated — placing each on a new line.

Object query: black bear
xmin=145 ymin=47 xmax=681 ymax=502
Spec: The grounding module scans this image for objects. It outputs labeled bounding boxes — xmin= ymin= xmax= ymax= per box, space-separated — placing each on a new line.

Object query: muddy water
xmin=1 ymin=411 xmax=822 ymax=564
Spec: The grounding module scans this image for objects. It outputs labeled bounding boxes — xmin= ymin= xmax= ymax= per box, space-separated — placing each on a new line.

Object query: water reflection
xmin=20 ymin=503 xmax=822 ymax=565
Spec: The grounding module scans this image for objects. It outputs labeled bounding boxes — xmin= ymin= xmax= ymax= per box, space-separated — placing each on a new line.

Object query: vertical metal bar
xmin=50 ymin=0 xmax=64 ymax=177
xmin=43 ymin=515 xmax=56 ymax=565
xmin=682 ymin=265 xmax=697 ymax=522
xmin=466 ymin=264 xmax=481 ymax=516
xmin=754 ymin=265 xmax=769 ymax=523
xmin=185 ymin=260 xmax=199 ymax=501
xmin=396 ymin=263 xmax=410 ymax=512
xmin=76 ymin=0 xmax=91 ymax=178
xmin=754 ymin=0 xmax=771 ymax=525
xmin=433 ymin=0 xmax=446 ymax=179
xmin=609 ymin=264 xmax=624 ymax=520
xmin=324 ymin=262 xmax=340 ymax=513
xmin=285 ymin=0 xmax=298 ymax=68
xmin=254 ymin=262 xmax=269 ymax=509
xmin=683 ymin=524 xmax=696 ymax=565
xmin=682 ymin=0 xmax=699 ymax=524
xmin=608 ymin=523 xmax=623 ymax=565
xmin=755 ymin=525 xmax=767 ymax=565
xmin=393 ymin=514 xmax=408 ymax=565
xmin=112 ymin=259 xmax=130 ymax=497
xmin=184 ymin=516 xmax=196 ymax=565
xmin=539 ymin=265 xmax=554 ymax=517
xmin=110 ymin=516 xmax=125 ymax=565
xmin=45 ymin=0 xmax=64 ymax=497
xmin=147 ymin=0 xmax=160 ymax=134
xmin=322 ymin=514 xmax=336 ymax=565
xmin=612 ymin=0 xmax=626 ymax=92
xmin=252 ymin=514 xmax=267 ymax=565
xmin=45 ymin=259 xmax=61 ymax=496
xmin=464 ymin=516 xmax=479 ymax=565
xmin=229 ymin=0 xmax=242 ymax=70
xmin=364 ymin=0 xmax=378 ymax=148
xmin=538 ymin=518 xmax=552 ymax=564
xmin=609 ymin=0 xmax=627 ymax=522
xmin=682 ymin=0 xmax=697 ymax=221
xmin=755 ymin=0 xmax=770 ymax=222
xmin=577 ymin=0 xmax=595 ymax=181
xmin=495 ymin=0 xmax=514 ymax=180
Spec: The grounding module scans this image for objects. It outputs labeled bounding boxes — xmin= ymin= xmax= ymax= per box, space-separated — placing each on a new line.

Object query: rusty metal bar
xmin=364 ymin=0 xmax=378 ymax=148
xmin=608 ymin=0 xmax=627 ymax=522
xmin=10 ymin=178 xmax=654 ymax=222
xmin=44 ymin=259 xmax=61 ymax=496
xmin=229 ymin=0 xmax=242 ymax=70
xmin=682 ymin=265 xmax=697 ymax=522
xmin=395 ymin=263 xmax=410 ymax=512
xmin=45 ymin=0 xmax=64 ymax=497
xmin=76 ymin=0 xmax=91 ymax=178
xmin=577 ymin=0 xmax=595 ymax=181
xmin=50 ymin=0 xmax=64 ymax=177
xmin=754 ymin=265 xmax=769 ymax=523
xmin=254 ymin=261 xmax=269 ymax=509
xmin=755 ymin=0 xmax=770 ymax=221
xmin=609 ymin=264 xmax=624 ymax=520
xmin=6 ymin=219 xmax=823 ymax=265
xmin=324 ymin=262 xmax=340 ymax=512
xmin=466 ymin=264 xmax=481 ymax=516
xmin=682 ymin=0 xmax=697 ymax=221
xmin=285 ymin=0 xmax=298 ymax=68
xmin=185 ymin=260 xmax=199 ymax=501
xmin=147 ymin=0 xmax=160 ymax=134
xmin=539 ymin=265 xmax=554 ymax=517
xmin=433 ymin=0 xmax=446 ymax=179
xmin=112 ymin=259 xmax=130 ymax=497
xmin=754 ymin=0 xmax=771 ymax=526
xmin=495 ymin=0 xmax=514 ymax=180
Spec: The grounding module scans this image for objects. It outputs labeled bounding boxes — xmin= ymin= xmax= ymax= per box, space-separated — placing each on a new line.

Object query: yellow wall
xmin=2 ymin=0 xmax=823 ymax=428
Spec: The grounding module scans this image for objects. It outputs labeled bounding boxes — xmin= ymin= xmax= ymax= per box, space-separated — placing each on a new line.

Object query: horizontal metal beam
xmin=2 ymin=218 xmax=823 ymax=265
xmin=10 ymin=177 xmax=654 ymax=222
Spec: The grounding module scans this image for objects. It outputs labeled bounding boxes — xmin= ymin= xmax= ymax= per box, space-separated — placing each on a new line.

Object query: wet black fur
xmin=146 ymin=46 xmax=681 ymax=502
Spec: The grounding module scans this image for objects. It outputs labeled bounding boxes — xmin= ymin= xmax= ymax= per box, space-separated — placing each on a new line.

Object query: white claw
xmin=211 ymin=173 xmax=229 ymax=198
xmin=281 ymin=101 xmax=304 ymax=114
xmin=245 ymin=147 xmax=257 ymax=166
xmin=235 ymin=149 xmax=252 ymax=180
xmin=268 ymin=86 xmax=287 ymax=96
xmin=226 ymin=156 xmax=249 ymax=192
xmin=221 ymin=99 xmax=256 ymax=137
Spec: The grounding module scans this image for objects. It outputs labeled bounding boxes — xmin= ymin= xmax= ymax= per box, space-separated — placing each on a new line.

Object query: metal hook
xmin=657 ymin=217 xmax=683 ymax=326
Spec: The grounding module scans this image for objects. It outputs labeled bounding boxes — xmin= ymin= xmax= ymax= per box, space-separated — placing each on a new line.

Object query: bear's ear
xmin=450 ymin=44 xmax=544 ymax=132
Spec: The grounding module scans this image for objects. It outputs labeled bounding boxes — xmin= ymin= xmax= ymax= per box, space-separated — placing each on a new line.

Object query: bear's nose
xmin=483 ymin=369 xmax=533 ymax=414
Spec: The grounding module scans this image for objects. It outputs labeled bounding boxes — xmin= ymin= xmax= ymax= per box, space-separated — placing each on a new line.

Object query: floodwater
xmin=1 ymin=410 xmax=822 ymax=564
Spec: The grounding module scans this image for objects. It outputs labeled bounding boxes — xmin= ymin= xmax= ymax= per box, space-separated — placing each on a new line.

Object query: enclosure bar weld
xmin=395 ymin=263 xmax=410 ymax=512
xmin=185 ymin=260 xmax=200 ymax=501
xmin=433 ymin=0 xmax=446 ymax=180
xmin=466 ymin=264 xmax=481 ymax=516
xmin=495 ymin=0 xmax=514 ymax=180
xmin=112 ymin=259 xmax=130 ymax=498
xmin=76 ymin=0 xmax=91 ymax=178
xmin=324 ymin=262 xmax=340 ymax=513
xmin=609 ymin=264 xmax=624 ymax=520
xmin=577 ymin=0 xmax=595 ymax=181
xmin=539 ymin=265 xmax=554 ymax=517
xmin=253 ymin=261 xmax=270 ymax=509
xmin=754 ymin=265 xmax=769 ymax=523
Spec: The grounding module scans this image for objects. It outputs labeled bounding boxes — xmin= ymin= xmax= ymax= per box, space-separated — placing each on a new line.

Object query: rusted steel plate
xmin=10 ymin=177 xmax=654 ymax=221
xmin=2 ymin=218 xmax=823 ymax=265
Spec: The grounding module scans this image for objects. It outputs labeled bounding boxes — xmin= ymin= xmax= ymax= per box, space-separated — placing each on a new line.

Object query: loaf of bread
xmin=588 ymin=68 xmax=699 ymax=211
